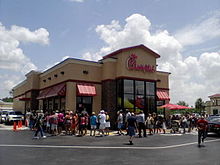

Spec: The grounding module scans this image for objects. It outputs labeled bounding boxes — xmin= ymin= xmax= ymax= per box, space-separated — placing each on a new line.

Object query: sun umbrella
xmin=159 ymin=103 xmax=191 ymax=110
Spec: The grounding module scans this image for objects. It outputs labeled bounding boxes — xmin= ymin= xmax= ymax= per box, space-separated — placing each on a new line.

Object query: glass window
xmin=60 ymin=97 xmax=65 ymax=110
xmin=146 ymin=96 xmax=155 ymax=113
xmin=146 ymin=82 xmax=155 ymax=96
xmin=54 ymin=98 xmax=59 ymax=110
xmin=82 ymin=97 xmax=92 ymax=104
xmin=124 ymin=79 xmax=134 ymax=94
xmin=135 ymin=95 xmax=144 ymax=110
xmin=135 ymin=81 xmax=144 ymax=95
xmin=124 ymin=94 xmax=134 ymax=109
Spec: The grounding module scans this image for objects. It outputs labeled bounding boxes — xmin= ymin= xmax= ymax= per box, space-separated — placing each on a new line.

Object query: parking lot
xmin=0 ymin=128 xmax=220 ymax=165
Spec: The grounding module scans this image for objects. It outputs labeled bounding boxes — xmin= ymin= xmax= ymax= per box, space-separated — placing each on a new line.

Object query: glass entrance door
xmin=76 ymin=96 xmax=93 ymax=115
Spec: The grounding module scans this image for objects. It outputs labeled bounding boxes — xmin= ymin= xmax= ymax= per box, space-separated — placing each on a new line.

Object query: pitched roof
xmin=209 ymin=94 xmax=220 ymax=98
xmin=102 ymin=44 xmax=160 ymax=59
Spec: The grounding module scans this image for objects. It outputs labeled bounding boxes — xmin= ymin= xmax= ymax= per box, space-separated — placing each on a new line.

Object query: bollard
xmin=13 ymin=122 xmax=17 ymax=131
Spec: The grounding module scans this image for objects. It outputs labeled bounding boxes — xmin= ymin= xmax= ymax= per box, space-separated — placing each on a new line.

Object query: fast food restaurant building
xmin=13 ymin=44 xmax=170 ymax=122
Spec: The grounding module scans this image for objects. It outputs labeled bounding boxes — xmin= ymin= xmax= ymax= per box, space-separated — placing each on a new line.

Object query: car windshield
xmin=9 ymin=111 xmax=23 ymax=115
xmin=3 ymin=111 xmax=9 ymax=114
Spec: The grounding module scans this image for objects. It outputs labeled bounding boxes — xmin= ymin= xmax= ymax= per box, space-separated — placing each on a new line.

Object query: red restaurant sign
xmin=126 ymin=54 xmax=156 ymax=72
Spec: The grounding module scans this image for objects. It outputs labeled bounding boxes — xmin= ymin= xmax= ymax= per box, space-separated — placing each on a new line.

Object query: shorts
xmin=118 ymin=123 xmax=123 ymax=129
xmin=105 ymin=122 xmax=110 ymax=128
xmin=91 ymin=125 xmax=97 ymax=129
xmin=51 ymin=124 xmax=57 ymax=130
xmin=46 ymin=122 xmax=50 ymax=128
xmin=99 ymin=123 xmax=106 ymax=130
xmin=128 ymin=126 xmax=136 ymax=136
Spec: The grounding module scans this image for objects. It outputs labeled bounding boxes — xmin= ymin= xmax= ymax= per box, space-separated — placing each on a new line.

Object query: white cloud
xmin=82 ymin=13 xmax=220 ymax=106
xmin=0 ymin=23 xmax=49 ymax=73
xmin=69 ymin=0 xmax=85 ymax=2
xmin=175 ymin=11 xmax=220 ymax=46
xmin=0 ymin=23 xmax=50 ymax=98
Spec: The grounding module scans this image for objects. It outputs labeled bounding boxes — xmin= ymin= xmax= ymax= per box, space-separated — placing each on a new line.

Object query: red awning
xmin=77 ymin=84 xmax=96 ymax=96
xmin=45 ymin=83 xmax=66 ymax=98
xmin=36 ymin=88 xmax=51 ymax=100
xmin=157 ymin=90 xmax=170 ymax=100
xmin=19 ymin=97 xmax=31 ymax=101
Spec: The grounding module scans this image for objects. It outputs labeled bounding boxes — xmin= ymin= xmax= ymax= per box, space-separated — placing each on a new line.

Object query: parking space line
xmin=0 ymin=139 xmax=219 ymax=150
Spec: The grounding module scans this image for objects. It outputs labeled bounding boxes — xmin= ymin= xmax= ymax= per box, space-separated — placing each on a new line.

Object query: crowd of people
xmin=27 ymin=109 xmax=206 ymax=144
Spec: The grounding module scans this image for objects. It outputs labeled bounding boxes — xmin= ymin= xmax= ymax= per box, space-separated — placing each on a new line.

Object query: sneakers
xmin=42 ymin=136 xmax=47 ymax=138
xmin=33 ymin=136 xmax=39 ymax=139
xmin=129 ymin=140 xmax=133 ymax=145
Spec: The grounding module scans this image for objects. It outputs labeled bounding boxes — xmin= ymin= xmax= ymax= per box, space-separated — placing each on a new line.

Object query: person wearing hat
xmin=90 ymin=112 xmax=97 ymax=136
xmin=98 ymin=110 xmax=106 ymax=136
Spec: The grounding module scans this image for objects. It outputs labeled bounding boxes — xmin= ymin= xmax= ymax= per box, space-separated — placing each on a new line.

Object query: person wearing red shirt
xmin=197 ymin=116 xmax=208 ymax=147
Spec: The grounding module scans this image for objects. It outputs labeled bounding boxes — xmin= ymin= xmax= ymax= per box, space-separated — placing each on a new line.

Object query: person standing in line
xmin=152 ymin=113 xmax=158 ymax=134
xmin=90 ymin=112 xmax=97 ymax=136
xmin=33 ymin=114 xmax=46 ymax=139
xmin=162 ymin=117 xmax=167 ymax=134
xmin=57 ymin=112 xmax=64 ymax=135
xmin=127 ymin=113 xmax=137 ymax=145
xmin=117 ymin=111 xmax=124 ymax=135
xmin=146 ymin=114 xmax=154 ymax=135
xmin=71 ymin=113 xmax=77 ymax=135
xmin=136 ymin=111 xmax=146 ymax=137
xmin=79 ymin=113 xmax=86 ymax=136
xmin=105 ymin=112 xmax=110 ymax=136
xmin=84 ymin=113 xmax=89 ymax=136
xmin=181 ymin=116 xmax=187 ymax=134
xmin=64 ymin=112 xmax=72 ymax=135
xmin=125 ymin=110 xmax=131 ymax=135
xmin=99 ymin=110 xmax=106 ymax=136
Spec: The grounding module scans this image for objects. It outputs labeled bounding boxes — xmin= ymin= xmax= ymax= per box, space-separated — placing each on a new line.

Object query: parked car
xmin=5 ymin=111 xmax=24 ymax=125
xmin=0 ymin=110 xmax=13 ymax=123
xmin=207 ymin=116 xmax=220 ymax=136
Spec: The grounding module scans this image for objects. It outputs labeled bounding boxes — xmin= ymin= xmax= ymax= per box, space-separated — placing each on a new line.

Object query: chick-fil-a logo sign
xmin=126 ymin=54 xmax=156 ymax=73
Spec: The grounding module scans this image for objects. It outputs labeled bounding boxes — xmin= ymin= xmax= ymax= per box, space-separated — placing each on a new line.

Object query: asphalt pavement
xmin=0 ymin=126 xmax=220 ymax=165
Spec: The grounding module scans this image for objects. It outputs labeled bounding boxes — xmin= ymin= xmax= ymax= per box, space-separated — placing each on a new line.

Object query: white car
xmin=5 ymin=111 xmax=24 ymax=124
xmin=0 ymin=110 xmax=13 ymax=123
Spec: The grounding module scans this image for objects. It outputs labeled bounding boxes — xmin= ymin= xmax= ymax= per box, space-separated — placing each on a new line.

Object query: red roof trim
xmin=103 ymin=44 xmax=160 ymax=59
xmin=209 ymin=94 xmax=220 ymax=98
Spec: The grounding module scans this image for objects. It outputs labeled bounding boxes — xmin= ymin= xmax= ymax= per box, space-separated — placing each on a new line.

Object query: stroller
xmin=170 ymin=120 xmax=180 ymax=133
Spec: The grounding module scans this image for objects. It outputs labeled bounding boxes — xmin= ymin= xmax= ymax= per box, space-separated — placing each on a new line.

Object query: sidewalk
xmin=0 ymin=124 xmax=29 ymax=131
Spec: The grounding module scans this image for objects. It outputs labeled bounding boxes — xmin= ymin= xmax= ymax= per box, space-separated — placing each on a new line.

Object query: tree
xmin=1 ymin=97 xmax=13 ymax=102
xmin=195 ymin=98 xmax=205 ymax=115
xmin=177 ymin=101 xmax=189 ymax=107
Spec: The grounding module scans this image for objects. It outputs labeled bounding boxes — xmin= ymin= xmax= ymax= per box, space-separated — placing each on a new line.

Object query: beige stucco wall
xmin=65 ymin=81 xmax=76 ymax=112
xmin=13 ymin=98 xmax=25 ymax=112
xmin=115 ymin=48 xmax=157 ymax=80
xmin=39 ymin=61 xmax=102 ymax=89
xmin=156 ymin=72 xmax=170 ymax=89
xmin=102 ymin=58 xmax=117 ymax=80
xmin=92 ymin=84 xmax=102 ymax=114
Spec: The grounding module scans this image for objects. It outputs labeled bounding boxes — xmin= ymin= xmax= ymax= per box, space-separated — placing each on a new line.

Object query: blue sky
xmin=0 ymin=0 xmax=220 ymax=106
